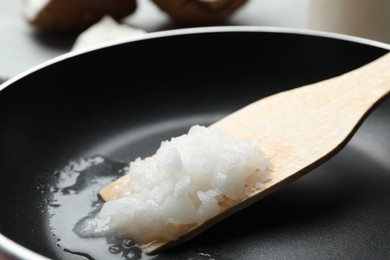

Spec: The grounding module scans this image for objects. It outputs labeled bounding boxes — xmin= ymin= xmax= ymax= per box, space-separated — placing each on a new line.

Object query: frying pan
xmin=0 ymin=27 xmax=389 ymax=260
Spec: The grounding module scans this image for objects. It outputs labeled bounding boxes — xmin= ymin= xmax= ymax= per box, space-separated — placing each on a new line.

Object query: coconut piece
xmin=71 ymin=16 xmax=146 ymax=51
xmin=21 ymin=0 xmax=137 ymax=32
xmin=152 ymin=0 xmax=248 ymax=25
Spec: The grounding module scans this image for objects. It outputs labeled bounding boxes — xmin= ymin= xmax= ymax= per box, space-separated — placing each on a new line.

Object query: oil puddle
xmin=38 ymin=156 xmax=224 ymax=260
xmin=40 ymin=156 xmax=151 ymax=259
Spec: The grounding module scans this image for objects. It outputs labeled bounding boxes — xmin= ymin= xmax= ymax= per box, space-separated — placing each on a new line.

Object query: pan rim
xmin=1 ymin=25 xmax=389 ymax=92
xmin=0 ymin=25 xmax=389 ymax=260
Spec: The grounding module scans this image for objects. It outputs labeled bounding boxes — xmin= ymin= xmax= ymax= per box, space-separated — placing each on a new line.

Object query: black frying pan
xmin=1 ymin=27 xmax=390 ymax=260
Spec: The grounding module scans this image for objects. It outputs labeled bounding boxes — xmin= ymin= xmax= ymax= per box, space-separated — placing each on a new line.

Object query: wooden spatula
xmin=100 ymin=52 xmax=390 ymax=254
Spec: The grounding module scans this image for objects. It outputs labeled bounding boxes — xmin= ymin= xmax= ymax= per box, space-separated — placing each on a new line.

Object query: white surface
xmin=21 ymin=0 xmax=50 ymax=20
xmin=1 ymin=0 xmax=310 ymax=79
xmin=1 ymin=0 xmax=390 ymax=79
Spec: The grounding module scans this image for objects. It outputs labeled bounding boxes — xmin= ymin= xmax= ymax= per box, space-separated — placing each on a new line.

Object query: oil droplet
xmin=109 ymin=245 xmax=122 ymax=254
xmin=41 ymin=156 xmax=152 ymax=260
xmin=121 ymin=239 xmax=135 ymax=249
xmin=40 ymin=156 xmax=225 ymax=260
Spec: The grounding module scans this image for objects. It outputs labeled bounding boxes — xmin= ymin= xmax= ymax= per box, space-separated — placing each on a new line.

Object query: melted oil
xmin=40 ymin=156 xmax=151 ymax=260
xmin=39 ymin=156 xmax=227 ymax=260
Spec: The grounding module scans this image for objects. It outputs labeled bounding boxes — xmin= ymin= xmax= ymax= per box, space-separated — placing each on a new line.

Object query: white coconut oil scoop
xmin=99 ymin=52 xmax=390 ymax=254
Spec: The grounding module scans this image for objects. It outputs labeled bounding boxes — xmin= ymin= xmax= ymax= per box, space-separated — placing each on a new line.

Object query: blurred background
xmin=1 ymin=0 xmax=390 ymax=82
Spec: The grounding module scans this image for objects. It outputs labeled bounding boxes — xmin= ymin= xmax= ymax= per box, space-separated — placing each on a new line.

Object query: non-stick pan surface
xmin=0 ymin=27 xmax=390 ymax=260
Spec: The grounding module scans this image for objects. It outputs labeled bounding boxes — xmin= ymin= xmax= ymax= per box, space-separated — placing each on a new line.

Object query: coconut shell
xmin=24 ymin=0 xmax=137 ymax=32
xmin=152 ymin=0 xmax=248 ymax=25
